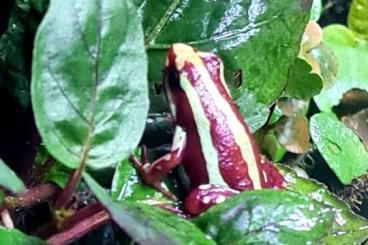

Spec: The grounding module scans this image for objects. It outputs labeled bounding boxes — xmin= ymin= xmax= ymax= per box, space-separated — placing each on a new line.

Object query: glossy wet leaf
xmin=84 ymin=173 xmax=216 ymax=245
xmin=314 ymin=25 xmax=368 ymax=113
xmin=284 ymin=58 xmax=323 ymax=100
xmin=32 ymin=0 xmax=149 ymax=169
xmin=111 ymin=159 xmax=170 ymax=205
xmin=348 ymin=0 xmax=368 ymax=40
xmin=0 ymin=159 xmax=25 ymax=194
xmin=233 ymin=88 xmax=270 ymax=133
xmin=309 ymin=43 xmax=339 ymax=89
xmin=194 ymin=189 xmax=334 ymax=245
xmin=278 ymin=164 xmax=368 ymax=245
xmin=0 ymin=0 xmax=48 ymax=108
xmin=0 ymin=227 xmax=46 ymax=245
xmin=274 ymin=115 xmax=311 ymax=154
xmin=140 ymin=0 xmax=312 ymax=111
xmin=310 ymin=113 xmax=368 ymax=184
xmin=342 ymin=109 xmax=368 ymax=151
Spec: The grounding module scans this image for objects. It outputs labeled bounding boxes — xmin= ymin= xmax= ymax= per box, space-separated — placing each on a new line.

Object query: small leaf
xmin=278 ymin=164 xmax=368 ymax=245
xmin=0 ymin=159 xmax=25 ymax=194
xmin=284 ymin=58 xmax=323 ymax=100
xmin=0 ymin=227 xmax=46 ymax=245
xmin=348 ymin=0 xmax=368 ymax=40
xmin=314 ymin=25 xmax=368 ymax=113
xmin=261 ymin=130 xmax=287 ymax=162
xmin=111 ymin=159 xmax=170 ymax=205
xmin=342 ymin=108 xmax=368 ymax=151
xmin=84 ymin=172 xmax=216 ymax=245
xmin=31 ymin=0 xmax=149 ymax=169
xmin=310 ymin=113 xmax=368 ymax=184
xmin=310 ymin=0 xmax=322 ymax=21
xmin=194 ymin=189 xmax=334 ymax=245
xmin=274 ymin=115 xmax=311 ymax=154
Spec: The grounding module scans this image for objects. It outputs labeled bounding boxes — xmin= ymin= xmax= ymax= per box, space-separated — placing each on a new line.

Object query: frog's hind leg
xmin=184 ymin=184 xmax=238 ymax=216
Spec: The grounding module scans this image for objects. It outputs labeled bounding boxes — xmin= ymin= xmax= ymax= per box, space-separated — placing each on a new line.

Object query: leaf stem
xmin=47 ymin=209 xmax=110 ymax=245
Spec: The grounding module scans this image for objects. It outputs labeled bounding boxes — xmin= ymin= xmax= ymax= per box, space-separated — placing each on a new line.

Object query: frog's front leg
xmin=184 ymin=184 xmax=239 ymax=216
xmin=129 ymin=126 xmax=187 ymax=199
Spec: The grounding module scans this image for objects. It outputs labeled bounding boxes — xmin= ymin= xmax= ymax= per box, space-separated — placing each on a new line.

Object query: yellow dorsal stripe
xmin=180 ymin=77 xmax=227 ymax=187
xmin=173 ymin=43 xmax=262 ymax=189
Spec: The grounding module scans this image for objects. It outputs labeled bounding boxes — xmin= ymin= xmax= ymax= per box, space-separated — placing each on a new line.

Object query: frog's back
xmin=164 ymin=44 xmax=265 ymax=191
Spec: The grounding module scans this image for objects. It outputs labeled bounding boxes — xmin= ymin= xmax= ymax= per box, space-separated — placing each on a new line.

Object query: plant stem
xmin=47 ymin=210 xmax=110 ymax=245
xmin=2 ymin=183 xmax=59 ymax=209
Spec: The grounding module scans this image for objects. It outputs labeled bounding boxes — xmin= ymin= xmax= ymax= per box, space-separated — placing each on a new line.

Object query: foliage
xmin=31 ymin=0 xmax=149 ymax=169
xmin=1 ymin=0 xmax=368 ymax=244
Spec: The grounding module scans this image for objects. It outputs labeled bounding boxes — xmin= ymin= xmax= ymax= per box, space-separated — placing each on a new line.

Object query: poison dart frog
xmin=130 ymin=43 xmax=284 ymax=216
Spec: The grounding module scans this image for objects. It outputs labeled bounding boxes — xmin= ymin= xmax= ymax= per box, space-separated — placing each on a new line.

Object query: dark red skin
xmin=164 ymin=46 xmax=284 ymax=216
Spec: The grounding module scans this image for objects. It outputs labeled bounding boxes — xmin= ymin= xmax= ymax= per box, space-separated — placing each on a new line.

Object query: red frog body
xmin=131 ymin=43 xmax=284 ymax=216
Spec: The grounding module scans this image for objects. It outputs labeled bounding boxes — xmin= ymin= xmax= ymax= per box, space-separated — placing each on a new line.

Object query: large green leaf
xmin=310 ymin=113 xmax=368 ymax=184
xmin=314 ymin=25 xmax=368 ymax=112
xmin=194 ymin=189 xmax=334 ymax=245
xmin=278 ymin=164 xmax=368 ymax=245
xmin=31 ymin=0 xmax=149 ymax=169
xmin=0 ymin=0 xmax=48 ymax=109
xmin=139 ymin=0 xmax=311 ymax=111
xmin=84 ymin=173 xmax=216 ymax=245
xmin=0 ymin=227 xmax=46 ymax=245
xmin=0 ymin=159 xmax=25 ymax=194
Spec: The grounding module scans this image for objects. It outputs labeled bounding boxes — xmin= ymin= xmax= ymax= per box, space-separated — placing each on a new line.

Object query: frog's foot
xmin=184 ymin=184 xmax=238 ymax=216
xmin=129 ymin=145 xmax=181 ymax=201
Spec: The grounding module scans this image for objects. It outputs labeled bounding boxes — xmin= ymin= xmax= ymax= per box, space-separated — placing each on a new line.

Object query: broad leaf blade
xmin=84 ymin=173 xmax=216 ymax=245
xmin=0 ymin=159 xmax=25 ymax=194
xmin=310 ymin=113 xmax=368 ymax=184
xmin=32 ymin=0 xmax=149 ymax=169
xmin=278 ymin=164 xmax=368 ymax=245
xmin=141 ymin=0 xmax=312 ymax=111
xmin=194 ymin=189 xmax=334 ymax=245
xmin=0 ymin=227 xmax=46 ymax=245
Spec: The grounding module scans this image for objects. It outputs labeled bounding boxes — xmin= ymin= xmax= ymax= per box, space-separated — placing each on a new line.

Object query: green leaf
xmin=278 ymin=164 xmax=368 ymax=245
xmin=314 ymin=25 xmax=368 ymax=112
xmin=310 ymin=0 xmax=322 ymax=21
xmin=284 ymin=58 xmax=323 ymax=99
xmin=348 ymin=0 xmax=368 ymax=40
xmin=31 ymin=0 xmax=149 ymax=169
xmin=84 ymin=172 xmax=216 ymax=245
xmin=0 ymin=227 xmax=46 ymax=245
xmin=140 ymin=0 xmax=311 ymax=111
xmin=0 ymin=0 xmax=48 ymax=109
xmin=310 ymin=113 xmax=368 ymax=184
xmin=233 ymin=88 xmax=270 ymax=133
xmin=0 ymin=159 xmax=25 ymax=194
xmin=111 ymin=158 xmax=170 ymax=205
xmin=194 ymin=189 xmax=334 ymax=245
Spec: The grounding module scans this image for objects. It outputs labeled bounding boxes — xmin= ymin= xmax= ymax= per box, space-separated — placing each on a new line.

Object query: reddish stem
xmin=47 ymin=210 xmax=110 ymax=245
xmin=2 ymin=183 xmax=59 ymax=209
xmin=61 ymin=202 xmax=104 ymax=230
xmin=53 ymin=169 xmax=81 ymax=210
